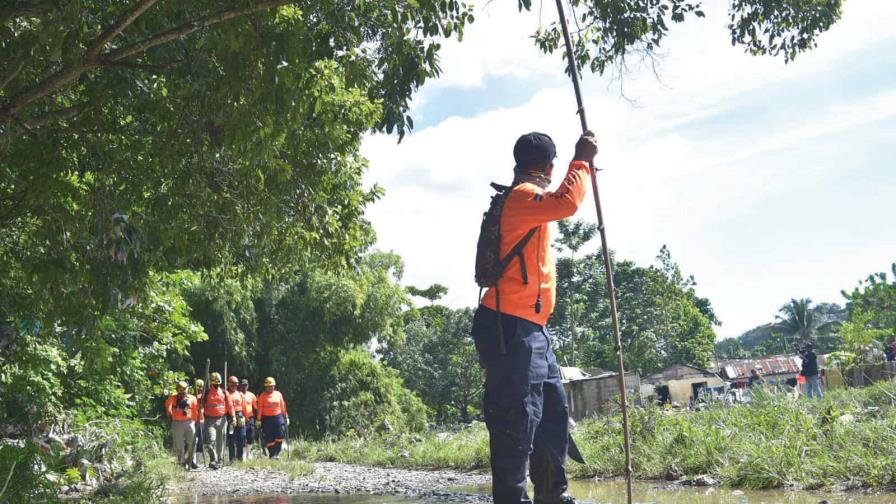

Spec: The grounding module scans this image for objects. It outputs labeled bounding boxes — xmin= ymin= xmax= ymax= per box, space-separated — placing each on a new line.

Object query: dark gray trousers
xmin=472 ymin=306 xmax=569 ymax=504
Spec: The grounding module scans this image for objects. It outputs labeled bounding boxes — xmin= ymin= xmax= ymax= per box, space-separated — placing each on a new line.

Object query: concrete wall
xmin=846 ymin=362 xmax=896 ymax=387
xmin=664 ymin=376 xmax=726 ymax=405
xmin=564 ymin=373 xmax=641 ymax=421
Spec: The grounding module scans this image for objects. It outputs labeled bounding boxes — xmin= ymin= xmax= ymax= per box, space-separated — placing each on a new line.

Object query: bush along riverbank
xmin=294 ymin=380 xmax=896 ymax=492
xmin=0 ymin=418 xmax=179 ymax=503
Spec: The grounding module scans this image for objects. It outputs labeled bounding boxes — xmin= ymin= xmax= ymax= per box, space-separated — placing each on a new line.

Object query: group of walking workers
xmin=164 ymin=373 xmax=289 ymax=470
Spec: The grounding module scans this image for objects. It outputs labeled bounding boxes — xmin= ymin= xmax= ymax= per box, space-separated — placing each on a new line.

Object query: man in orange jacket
xmin=202 ymin=372 xmax=233 ymax=469
xmin=165 ymin=380 xmax=200 ymax=470
xmin=255 ymin=377 xmax=289 ymax=459
xmin=471 ymin=131 xmax=597 ymax=504
xmin=239 ymin=378 xmax=258 ymax=457
xmin=226 ymin=375 xmax=250 ymax=462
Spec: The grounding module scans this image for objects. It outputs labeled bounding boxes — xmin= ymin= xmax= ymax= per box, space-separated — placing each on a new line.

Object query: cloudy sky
xmin=361 ymin=0 xmax=896 ymax=340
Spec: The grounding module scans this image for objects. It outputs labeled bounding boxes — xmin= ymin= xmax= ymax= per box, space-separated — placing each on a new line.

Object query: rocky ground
xmin=175 ymin=461 xmax=492 ymax=502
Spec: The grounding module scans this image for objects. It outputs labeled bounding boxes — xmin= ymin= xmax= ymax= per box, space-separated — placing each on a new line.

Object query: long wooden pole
xmin=553 ymin=2 xmax=634 ymax=502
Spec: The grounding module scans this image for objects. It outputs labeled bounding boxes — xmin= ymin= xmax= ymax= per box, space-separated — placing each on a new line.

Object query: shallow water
xmin=563 ymin=479 xmax=891 ymax=503
xmin=180 ymin=479 xmax=894 ymax=504
xmin=177 ymin=496 xmax=416 ymax=504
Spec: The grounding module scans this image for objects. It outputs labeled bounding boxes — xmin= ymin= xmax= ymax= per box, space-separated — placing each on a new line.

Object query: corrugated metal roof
xmin=715 ymin=355 xmax=826 ymax=379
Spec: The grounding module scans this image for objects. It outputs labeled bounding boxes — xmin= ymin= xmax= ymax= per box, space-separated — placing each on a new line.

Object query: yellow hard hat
xmin=194 ymin=378 xmax=205 ymax=388
xmin=264 ymin=377 xmax=276 ymax=387
xmin=210 ymin=372 xmax=222 ymax=385
xmin=175 ymin=381 xmax=188 ymax=392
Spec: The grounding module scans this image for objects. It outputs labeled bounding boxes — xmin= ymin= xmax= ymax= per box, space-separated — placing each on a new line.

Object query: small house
xmin=715 ymin=355 xmax=826 ymax=387
xmin=643 ymin=364 xmax=726 ymax=406
xmin=561 ymin=367 xmax=641 ymax=420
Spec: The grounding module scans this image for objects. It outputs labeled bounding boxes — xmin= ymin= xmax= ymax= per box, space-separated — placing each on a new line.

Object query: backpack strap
xmin=488 ymin=183 xmax=535 ymax=355
xmin=499 ymin=227 xmax=538 ymax=284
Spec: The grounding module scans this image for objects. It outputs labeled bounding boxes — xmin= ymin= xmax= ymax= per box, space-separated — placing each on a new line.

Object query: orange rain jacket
xmin=242 ymin=390 xmax=258 ymax=418
xmin=226 ymin=389 xmax=251 ymax=417
xmin=256 ymin=390 xmax=288 ymax=420
xmin=480 ymin=160 xmax=590 ymax=326
xmin=165 ymin=393 xmax=201 ymax=422
xmin=203 ymin=385 xmax=233 ymax=418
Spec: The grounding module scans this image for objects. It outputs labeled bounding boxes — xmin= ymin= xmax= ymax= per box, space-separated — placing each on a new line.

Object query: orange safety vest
xmin=480 ymin=161 xmax=590 ymax=326
xmin=257 ymin=390 xmax=287 ymax=419
xmin=243 ymin=391 xmax=257 ymax=417
xmin=227 ymin=389 xmax=249 ymax=417
xmin=166 ymin=393 xmax=199 ymax=422
xmin=204 ymin=386 xmax=229 ymax=417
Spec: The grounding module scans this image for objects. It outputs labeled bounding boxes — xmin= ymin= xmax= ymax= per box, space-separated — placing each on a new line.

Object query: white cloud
xmin=362 ymin=0 xmax=896 ymax=339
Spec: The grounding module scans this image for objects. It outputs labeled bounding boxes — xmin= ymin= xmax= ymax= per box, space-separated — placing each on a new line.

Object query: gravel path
xmin=175 ymin=461 xmax=491 ymax=502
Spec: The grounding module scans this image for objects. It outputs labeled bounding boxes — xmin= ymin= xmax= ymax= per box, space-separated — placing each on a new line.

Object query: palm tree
xmin=775 ymin=298 xmax=817 ymax=351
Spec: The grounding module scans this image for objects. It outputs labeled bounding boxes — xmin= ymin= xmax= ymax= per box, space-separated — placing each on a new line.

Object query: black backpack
xmin=474 ymin=182 xmax=538 ymax=352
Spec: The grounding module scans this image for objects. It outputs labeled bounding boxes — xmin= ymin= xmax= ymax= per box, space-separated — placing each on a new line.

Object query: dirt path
xmin=175 ymin=461 xmax=491 ymax=502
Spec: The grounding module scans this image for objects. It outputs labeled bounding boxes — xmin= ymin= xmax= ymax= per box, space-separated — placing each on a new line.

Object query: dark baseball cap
xmin=513 ymin=132 xmax=556 ymax=169
xmin=239 ymin=378 xmax=249 ymax=386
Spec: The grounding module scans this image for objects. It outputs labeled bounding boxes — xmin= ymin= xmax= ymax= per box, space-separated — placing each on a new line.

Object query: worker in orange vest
xmin=472 ymin=132 xmax=596 ymax=504
xmin=225 ymin=375 xmax=250 ymax=461
xmin=202 ymin=372 xmax=233 ymax=469
xmin=239 ymin=378 xmax=258 ymax=458
xmin=255 ymin=377 xmax=289 ymax=459
xmin=165 ymin=380 xmax=200 ymax=470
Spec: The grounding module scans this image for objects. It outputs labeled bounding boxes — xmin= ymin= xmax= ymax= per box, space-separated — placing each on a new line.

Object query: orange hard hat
xmin=228 ymin=375 xmax=239 ymax=384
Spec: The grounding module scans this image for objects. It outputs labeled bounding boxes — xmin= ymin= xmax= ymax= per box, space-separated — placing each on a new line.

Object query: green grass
xmin=293 ymin=426 xmax=490 ymax=471
xmin=573 ymin=382 xmax=896 ymax=490
xmin=293 ymin=381 xmax=896 ymax=491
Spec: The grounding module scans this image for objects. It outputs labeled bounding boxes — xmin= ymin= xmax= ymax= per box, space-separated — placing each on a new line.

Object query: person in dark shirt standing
xmin=800 ymin=343 xmax=823 ymax=399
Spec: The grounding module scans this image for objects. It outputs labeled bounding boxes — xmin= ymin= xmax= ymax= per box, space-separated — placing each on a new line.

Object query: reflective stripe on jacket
xmin=257 ymin=390 xmax=288 ymax=420
xmin=480 ymin=160 xmax=590 ymax=326
xmin=203 ymin=386 xmax=231 ymax=418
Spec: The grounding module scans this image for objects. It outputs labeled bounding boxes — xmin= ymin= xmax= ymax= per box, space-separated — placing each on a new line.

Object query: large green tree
xmin=554 ymin=219 xmax=598 ymax=367
xmin=385 ymin=303 xmax=482 ymax=424
xmin=185 ymin=251 xmax=421 ymax=438
xmin=843 ymin=264 xmax=896 ymax=336
xmin=0 ymin=1 xmax=469 ymax=428
xmin=553 ymin=246 xmax=716 ymax=374
xmin=1 ymin=1 xmax=471 ymax=326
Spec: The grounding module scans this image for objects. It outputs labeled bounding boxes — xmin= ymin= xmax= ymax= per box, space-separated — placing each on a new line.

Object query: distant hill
xmin=716 ymin=302 xmax=848 ymax=358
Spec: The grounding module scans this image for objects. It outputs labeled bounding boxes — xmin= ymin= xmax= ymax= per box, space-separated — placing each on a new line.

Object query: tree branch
xmin=105 ymin=0 xmax=295 ymax=62
xmin=0 ymin=61 xmax=25 ymax=92
xmin=85 ymin=0 xmax=160 ymax=60
xmin=23 ymin=104 xmax=88 ymax=129
xmin=100 ymin=59 xmax=180 ymax=73
xmin=0 ymin=0 xmax=294 ymax=126
xmin=0 ymin=63 xmax=97 ymax=125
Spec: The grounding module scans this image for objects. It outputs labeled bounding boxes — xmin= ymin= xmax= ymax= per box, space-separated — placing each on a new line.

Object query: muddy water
xmin=181 ymin=479 xmax=893 ymax=504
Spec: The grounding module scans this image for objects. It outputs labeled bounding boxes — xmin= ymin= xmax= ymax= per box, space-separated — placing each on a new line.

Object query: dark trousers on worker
xmin=227 ymin=415 xmax=246 ymax=461
xmin=261 ymin=414 xmax=285 ymax=458
xmin=194 ymin=421 xmax=204 ymax=463
xmin=471 ymin=306 xmax=569 ymax=504
xmin=246 ymin=419 xmax=255 ymax=446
